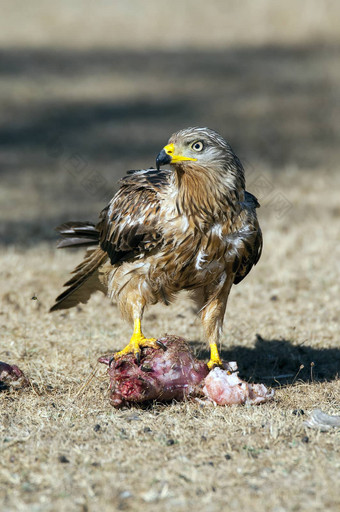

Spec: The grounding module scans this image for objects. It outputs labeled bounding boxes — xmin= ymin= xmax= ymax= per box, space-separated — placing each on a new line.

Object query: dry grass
xmin=1 ymin=2 xmax=340 ymax=511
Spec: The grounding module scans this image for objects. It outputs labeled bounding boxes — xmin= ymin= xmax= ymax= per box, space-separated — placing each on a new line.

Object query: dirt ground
xmin=1 ymin=2 xmax=340 ymax=511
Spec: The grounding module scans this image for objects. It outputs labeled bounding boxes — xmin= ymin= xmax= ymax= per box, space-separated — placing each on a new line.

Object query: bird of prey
xmin=51 ymin=127 xmax=262 ymax=369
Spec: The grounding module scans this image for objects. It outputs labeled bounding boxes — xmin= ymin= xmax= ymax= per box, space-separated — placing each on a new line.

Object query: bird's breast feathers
xmin=100 ymin=167 xmax=261 ymax=297
xmin=153 ymin=210 xmax=254 ymax=286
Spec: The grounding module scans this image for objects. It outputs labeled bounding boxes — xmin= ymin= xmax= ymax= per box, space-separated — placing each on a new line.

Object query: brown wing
xmin=97 ymin=168 xmax=170 ymax=265
xmin=50 ymin=168 xmax=170 ymax=312
xmin=233 ymin=191 xmax=263 ymax=285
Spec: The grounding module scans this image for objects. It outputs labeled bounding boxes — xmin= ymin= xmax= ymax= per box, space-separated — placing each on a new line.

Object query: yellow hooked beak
xmin=163 ymin=143 xmax=197 ymax=163
xmin=156 ymin=143 xmax=197 ymax=170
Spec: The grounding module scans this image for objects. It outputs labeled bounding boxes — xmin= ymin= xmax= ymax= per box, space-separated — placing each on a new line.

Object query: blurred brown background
xmin=1 ymin=0 xmax=339 ymax=245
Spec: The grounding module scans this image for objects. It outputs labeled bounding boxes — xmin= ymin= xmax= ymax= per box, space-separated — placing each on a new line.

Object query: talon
xmin=108 ymin=356 xmax=115 ymax=367
xmin=113 ymin=318 xmax=159 ymax=363
xmin=141 ymin=364 xmax=152 ymax=372
xmin=156 ymin=340 xmax=167 ymax=351
xmin=136 ymin=351 xmax=141 ymax=366
xmin=207 ymin=359 xmax=224 ymax=370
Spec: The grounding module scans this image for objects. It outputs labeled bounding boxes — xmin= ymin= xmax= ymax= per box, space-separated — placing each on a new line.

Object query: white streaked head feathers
xmin=167 ymin=127 xmax=245 ymax=190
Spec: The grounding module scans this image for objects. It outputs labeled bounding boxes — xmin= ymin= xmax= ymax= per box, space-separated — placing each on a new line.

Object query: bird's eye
xmin=191 ymin=141 xmax=204 ymax=152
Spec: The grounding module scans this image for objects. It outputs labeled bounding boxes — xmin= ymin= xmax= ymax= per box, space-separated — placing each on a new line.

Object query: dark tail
xmin=50 ymin=248 xmax=107 ymax=312
xmin=55 ymin=221 xmax=100 ymax=248
xmin=50 ymin=221 xmax=106 ymax=312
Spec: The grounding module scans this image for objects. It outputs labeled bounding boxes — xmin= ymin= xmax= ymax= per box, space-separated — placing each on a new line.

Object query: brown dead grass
xmin=1 ymin=2 xmax=340 ymax=511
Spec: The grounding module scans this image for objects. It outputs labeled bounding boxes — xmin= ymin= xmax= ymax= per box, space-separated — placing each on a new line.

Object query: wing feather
xmin=97 ymin=169 xmax=170 ymax=265
xmin=233 ymin=191 xmax=263 ymax=285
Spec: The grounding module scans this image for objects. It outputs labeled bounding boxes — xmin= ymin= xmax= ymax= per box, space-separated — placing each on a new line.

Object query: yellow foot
xmin=207 ymin=358 xmax=224 ymax=370
xmin=207 ymin=342 xmax=223 ymax=370
xmin=114 ymin=333 xmax=159 ymax=364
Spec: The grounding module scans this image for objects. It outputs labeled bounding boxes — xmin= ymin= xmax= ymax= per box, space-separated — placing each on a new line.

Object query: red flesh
xmin=0 ymin=361 xmax=29 ymax=388
xmin=99 ymin=335 xmax=274 ymax=407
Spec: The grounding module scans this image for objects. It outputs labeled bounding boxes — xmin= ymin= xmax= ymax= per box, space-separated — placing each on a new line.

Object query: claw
xmin=113 ymin=319 xmax=160 ymax=364
xmin=156 ymin=340 xmax=167 ymax=351
xmin=207 ymin=359 xmax=224 ymax=370
xmin=108 ymin=356 xmax=115 ymax=367
xmin=136 ymin=351 xmax=141 ymax=366
xmin=141 ymin=364 xmax=152 ymax=372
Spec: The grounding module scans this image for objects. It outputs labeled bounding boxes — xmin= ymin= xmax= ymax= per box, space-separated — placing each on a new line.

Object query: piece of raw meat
xmin=0 ymin=361 xmax=29 ymax=389
xmin=99 ymin=335 xmax=209 ymax=407
xmin=203 ymin=366 xmax=275 ymax=405
xmin=99 ymin=335 xmax=274 ymax=407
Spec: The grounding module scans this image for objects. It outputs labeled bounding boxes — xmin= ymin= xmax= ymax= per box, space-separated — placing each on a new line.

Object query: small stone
xmin=93 ymin=424 xmax=101 ymax=432
xmin=166 ymin=439 xmax=175 ymax=446
xmin=292 ymin=409 xmax=305 ymax=416
xmin=126 ymin=414 xmax=140 ymax=422
xmin=120 ymin=491 xmax=132 ymax=499
xmin=59 ymin=455 xmax=70 ymax=463
xmin=302 ymin=436 xmax=309 ymax=443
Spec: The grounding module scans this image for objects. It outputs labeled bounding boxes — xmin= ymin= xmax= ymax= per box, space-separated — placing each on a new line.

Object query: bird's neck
xmin=173 ymin=163 xmax=243 ymax=223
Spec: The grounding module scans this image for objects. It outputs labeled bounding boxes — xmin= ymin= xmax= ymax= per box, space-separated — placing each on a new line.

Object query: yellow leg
xmin=114 ymin=319 xmax=158 ymax=363
xmin=207 ymin=342 xmax=223 ymax=370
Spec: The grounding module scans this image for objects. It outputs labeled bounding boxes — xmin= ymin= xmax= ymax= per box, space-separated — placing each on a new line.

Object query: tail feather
xmin=50 ymin=249 xmax=107 ymax=312
xmin=50 ymin=221 xmax=107 ymax=312
xmin=55 ymin=221 xmax=100 ymax=249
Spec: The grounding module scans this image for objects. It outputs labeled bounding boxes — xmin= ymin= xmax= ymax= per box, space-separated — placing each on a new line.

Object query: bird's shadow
xmin=191 ymin=334 xmax=340 ymax=387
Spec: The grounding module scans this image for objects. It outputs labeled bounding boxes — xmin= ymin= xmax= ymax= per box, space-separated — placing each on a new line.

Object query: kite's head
xmin=156 ymin=127 xmax=243 ymax=183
